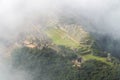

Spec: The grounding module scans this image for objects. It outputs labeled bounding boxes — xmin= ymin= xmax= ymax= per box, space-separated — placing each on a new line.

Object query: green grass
xmin=45 ymin=27 xmax=112 ymax=65
xmin=83 ymin=54 xmax=112 ymax=65
xmin=45 ymin=28 xmax=79 ymax=47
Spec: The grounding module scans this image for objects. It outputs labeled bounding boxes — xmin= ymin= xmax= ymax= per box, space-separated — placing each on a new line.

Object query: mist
xmin=0 ymin=0 xmax=120 ymax=37
xmin=0 ymin=0 xmax=120 ymax=80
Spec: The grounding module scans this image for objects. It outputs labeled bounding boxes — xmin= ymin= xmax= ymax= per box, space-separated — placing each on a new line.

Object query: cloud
xmin=0 ymin=0 xmax=120 ymax=80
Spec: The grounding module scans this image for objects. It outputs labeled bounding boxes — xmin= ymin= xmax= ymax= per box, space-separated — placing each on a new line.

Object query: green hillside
xmin=83 ymin=54 xmax=112 ymax=65
xmin=45 ymin=28 xmax=79 ymax=47
xmin=45 ymin=27 xmax=112 ymax=65
xmin=11 ymin=26 xmax=120 ymax=80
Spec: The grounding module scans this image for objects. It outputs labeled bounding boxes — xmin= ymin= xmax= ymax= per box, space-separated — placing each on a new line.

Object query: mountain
xmin=0 ymin=14 xmax=119 ymax=80
xmin=6 ymin=19 xmax=120 ymax=80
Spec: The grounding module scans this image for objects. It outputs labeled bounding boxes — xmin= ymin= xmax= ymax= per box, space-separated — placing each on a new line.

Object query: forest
xmin=11 ymin=46 xmax=120 ymax=80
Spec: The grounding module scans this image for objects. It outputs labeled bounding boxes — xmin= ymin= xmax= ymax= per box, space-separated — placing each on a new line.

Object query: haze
xmin=0 ymin=0 xmax=120 ymax=80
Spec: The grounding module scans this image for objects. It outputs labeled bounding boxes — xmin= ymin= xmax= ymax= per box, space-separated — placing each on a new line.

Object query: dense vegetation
xmin=11 ymin=47 xmax=120 ymax=80
xmin=92 ymin=34 xmax=120 ymax=59
xmin=10 ymin=23 xmax=120 ymax=80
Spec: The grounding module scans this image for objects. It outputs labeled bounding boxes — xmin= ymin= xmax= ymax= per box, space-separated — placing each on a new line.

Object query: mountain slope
xmin=9 ymin=22 xmax=120 ymax=80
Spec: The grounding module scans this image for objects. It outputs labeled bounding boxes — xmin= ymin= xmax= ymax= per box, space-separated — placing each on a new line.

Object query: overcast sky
xmin=0 ymin=0 xmax=120 ymax=80
xmin=0 ymin=0 xmax=120 ymax=38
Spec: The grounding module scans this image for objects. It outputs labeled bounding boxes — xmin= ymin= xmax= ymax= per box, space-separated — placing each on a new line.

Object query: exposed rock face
xmin=58 ymin=24 xmax=90 ymax=43
xmin=72 ymin=57 xmax=84 ymax=68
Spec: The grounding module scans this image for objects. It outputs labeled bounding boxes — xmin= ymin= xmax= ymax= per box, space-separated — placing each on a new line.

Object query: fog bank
xmin=0 ymin=0 xmax=120 ymax=79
